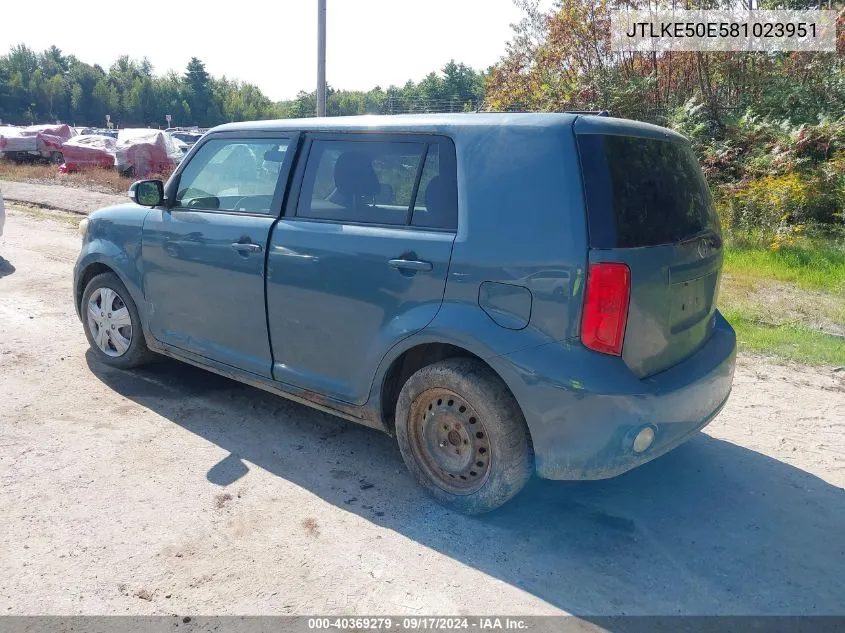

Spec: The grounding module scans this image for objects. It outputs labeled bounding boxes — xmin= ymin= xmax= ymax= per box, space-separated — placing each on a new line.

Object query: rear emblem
xmin=697 ymin=239 xmax=711 ymax=259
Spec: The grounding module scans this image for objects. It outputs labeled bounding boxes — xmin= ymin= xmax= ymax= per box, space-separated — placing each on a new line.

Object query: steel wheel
xmin=407 ymin=388 xmax=492 ymax=495
xmin=86 ymin=286 xmax=133 ymax=357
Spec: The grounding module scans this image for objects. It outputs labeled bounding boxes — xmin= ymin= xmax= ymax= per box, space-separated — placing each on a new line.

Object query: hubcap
xmin=408 ymin=388 xmax=491 ymax=495
xmin=86 ymin=287 xmax=132 ymax=357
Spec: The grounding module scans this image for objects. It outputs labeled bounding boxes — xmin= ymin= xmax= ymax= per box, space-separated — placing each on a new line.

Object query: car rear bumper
xmin=489 ymin=311 xmax=736 ymax=480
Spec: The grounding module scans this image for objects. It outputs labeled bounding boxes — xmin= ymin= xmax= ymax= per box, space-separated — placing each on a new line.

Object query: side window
xmin=297 ymin=140 xmax=425 ymax=226
xmin=411 ymin=144 xmax=458 ymax=230
xmin=175 ymin=138 xmax=289 ymax=214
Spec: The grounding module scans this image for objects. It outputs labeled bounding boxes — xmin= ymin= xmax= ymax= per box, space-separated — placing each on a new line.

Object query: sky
xmin=1 ymin=0 xmax=526 ymax=101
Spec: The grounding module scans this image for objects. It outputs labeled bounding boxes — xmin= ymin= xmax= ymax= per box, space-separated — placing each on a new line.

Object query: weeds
xmin=720 ymin=236 xmax=845 ymax=366
xmin=6 ymin=201 xmax=86 ymax=227
xmin=721 ymin=307 xmax=845 ymax=366
xmin=0 ymin=160 xmax=174 ymax=195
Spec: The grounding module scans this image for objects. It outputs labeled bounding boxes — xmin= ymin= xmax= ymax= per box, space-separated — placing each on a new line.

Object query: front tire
xmin=395 ymin=358 xmax=534 ymax=514
xmin=81 ymin=272 xmax=153 ymax=369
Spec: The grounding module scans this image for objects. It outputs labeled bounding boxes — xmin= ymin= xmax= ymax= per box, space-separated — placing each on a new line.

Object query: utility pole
xmin=317 ymin=0 xmax=327 ymax=117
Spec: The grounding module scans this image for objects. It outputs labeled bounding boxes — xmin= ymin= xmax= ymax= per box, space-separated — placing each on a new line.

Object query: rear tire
xmin=81 ymin=272 xmax=154 ymax=369
xmin=395 ymin=358 xmax=533 ymax=514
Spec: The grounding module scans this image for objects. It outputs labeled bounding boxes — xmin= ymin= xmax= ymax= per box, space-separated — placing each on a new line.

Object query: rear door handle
xmin=231 ymin=242 xmax=263 ymax=253
xmin=389 ymin=258 xmax=433 ymax=272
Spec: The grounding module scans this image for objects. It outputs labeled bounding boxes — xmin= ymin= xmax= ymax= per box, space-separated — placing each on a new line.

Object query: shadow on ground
xmin=0 ymin=256 xmax=16 ymax=278
xmin=87 ymin=353 xmax=845 ymax=616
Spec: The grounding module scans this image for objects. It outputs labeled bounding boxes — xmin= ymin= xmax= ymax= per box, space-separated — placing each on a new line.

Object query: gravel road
xmin=0 ymin=180 xmax=125 ymax=215
xmin=1 ymin=205 xmax=844 ymax=616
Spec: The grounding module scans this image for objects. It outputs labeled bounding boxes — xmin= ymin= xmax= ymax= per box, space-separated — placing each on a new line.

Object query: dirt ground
xmin=0 ymin=179 xmax=125 ymax=215
xmin=1 ymin=205 xmax=844 ymax=616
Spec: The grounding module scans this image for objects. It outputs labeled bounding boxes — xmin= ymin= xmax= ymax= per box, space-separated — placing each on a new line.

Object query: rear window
xmin=577 ymin=134 xmax=720 ymax=248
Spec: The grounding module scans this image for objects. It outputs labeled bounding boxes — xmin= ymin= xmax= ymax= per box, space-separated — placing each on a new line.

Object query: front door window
xmin=175 ymin=139 xmax=290 ymax=214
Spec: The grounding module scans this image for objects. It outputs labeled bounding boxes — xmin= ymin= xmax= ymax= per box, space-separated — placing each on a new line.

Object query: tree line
xmin=0 ymin=44 xmax=486 ymax=128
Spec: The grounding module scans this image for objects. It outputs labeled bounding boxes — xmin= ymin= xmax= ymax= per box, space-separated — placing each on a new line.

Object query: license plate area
xmin=670 ymin=272 xmax=716 ymax=334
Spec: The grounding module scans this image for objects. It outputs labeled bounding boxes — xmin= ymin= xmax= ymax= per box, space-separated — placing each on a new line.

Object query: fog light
xmin=632 ymin=426 xmax=655 ymax=453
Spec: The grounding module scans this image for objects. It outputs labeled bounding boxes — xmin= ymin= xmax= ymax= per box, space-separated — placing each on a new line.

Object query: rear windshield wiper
xmin=676 ymin=229 xmax=722 ymax=249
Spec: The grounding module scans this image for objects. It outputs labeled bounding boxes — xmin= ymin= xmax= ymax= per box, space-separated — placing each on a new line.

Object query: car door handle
xmin=389 ymin=258 xmax=433 ymax=272
xmin=231 ymin=242 xmax=262 ymax=253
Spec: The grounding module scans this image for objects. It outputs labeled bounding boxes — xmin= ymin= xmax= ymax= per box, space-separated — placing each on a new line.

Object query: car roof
xmin=209 ymin=112 xmax=684 ymax=144
xmin=210 ymin=112 xmax=582 ymax=135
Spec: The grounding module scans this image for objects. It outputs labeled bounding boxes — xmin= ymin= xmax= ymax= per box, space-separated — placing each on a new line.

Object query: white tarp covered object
xmin=0 ymin=126 xmax=32 ymax=153
xmin=115 ymin=128 xmax=183 ymax=178
xmin=0 ymin=124 xmax=76 ymax=156
xmin=59 ymin=135 xmax=117 ymax=172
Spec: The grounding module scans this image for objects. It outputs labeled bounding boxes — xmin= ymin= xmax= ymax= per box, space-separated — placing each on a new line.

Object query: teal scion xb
xmin=74 ymin=113 xmax=736 ymax=514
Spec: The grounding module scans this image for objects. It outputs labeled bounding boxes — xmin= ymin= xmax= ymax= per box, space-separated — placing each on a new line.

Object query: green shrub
xmin=717 ymin=168 xmax=843 ymax=240
xmin=670 ymin=104 xmax=845 ymax=245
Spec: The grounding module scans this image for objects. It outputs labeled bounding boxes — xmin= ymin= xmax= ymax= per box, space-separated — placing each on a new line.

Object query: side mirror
xmin=129 ymin=180 xmax=164 ymax=207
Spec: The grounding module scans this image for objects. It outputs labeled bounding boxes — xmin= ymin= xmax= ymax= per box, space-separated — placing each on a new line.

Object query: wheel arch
xmin=377 ymin=341 xmax=528 ymax=441
xmin=75 ymin=255 xmax=146 ymax=329
xmin=75 ymin=261 xmax=116 ymax=311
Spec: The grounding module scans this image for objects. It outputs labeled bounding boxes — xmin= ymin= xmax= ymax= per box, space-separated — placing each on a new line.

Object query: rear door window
xmin=577 ymin=134 xmax=720 ymax=248
xmin=298 ymin=140 xmax=424 ymax=226
xmin=294 ymin=136 xmax=457 ymax=230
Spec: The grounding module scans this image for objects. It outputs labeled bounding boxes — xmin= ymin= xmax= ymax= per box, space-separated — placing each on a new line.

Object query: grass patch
xmin=719 ymin=274 xmax=845 ymax=336
xmin=0 ymin=159 xmax=172 ymax=195
xmin=723 ymin=242 xmax=845 ymax=293
xmin=722 ymin=307 xmax=845 ymax=366
xmin=7 ymin=202 xmax=85 ymax=228
xmin=719 ymin=236 xmax=845 ymax=366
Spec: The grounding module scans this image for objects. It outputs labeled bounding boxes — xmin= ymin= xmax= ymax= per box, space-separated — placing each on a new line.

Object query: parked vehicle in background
xmin=74 ymin=113 xmax=736 ymax=514
xmin=169 ymin=131 xmax=203 ymax=147
xmin=0 ymin=124 xmax=76 ymax=164
xmin=114 ymin=129 xmax=183 ymax=178
xmin=170 ymin=137 xmax=190 ymax=160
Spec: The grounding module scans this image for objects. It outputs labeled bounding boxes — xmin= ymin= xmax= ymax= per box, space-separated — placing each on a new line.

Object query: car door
xmin=266 ymin=133 xmax=458 ymax=404
xmin=141 ymin=131 xmax=298 ymax=377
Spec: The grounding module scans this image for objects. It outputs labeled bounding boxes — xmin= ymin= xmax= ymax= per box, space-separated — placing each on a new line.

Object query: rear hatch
xmin=575 ymin=118 xmax=723 ymax=378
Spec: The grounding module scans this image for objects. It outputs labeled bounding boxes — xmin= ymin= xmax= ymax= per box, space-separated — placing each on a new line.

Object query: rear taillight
xmin=581 ymin=262 xmax=631 ymax=356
